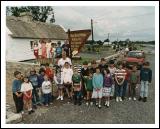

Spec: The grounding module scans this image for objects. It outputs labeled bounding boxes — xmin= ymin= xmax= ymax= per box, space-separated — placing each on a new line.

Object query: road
xmin=22 ymin=46 xmax=155 ymax=124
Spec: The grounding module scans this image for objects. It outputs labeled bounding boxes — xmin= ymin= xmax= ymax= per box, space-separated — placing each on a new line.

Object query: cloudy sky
xmin=54 ymin=6 xmax=155 ymax=41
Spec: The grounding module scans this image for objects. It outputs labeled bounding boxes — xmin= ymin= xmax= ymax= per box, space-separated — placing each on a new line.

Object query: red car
xmin=125 ymin=51 xmax=145 ymax=70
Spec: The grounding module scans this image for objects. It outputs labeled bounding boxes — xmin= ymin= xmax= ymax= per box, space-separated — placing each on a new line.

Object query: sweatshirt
xmin=42 ymin=80 xmax=52 ymax=94
xmin=12 ymin=79 xmax=22 ymax=93
xmin=92 ymin=73 xmax=103 ymax=89
xmin=140 ymin=68 xmax=152 ymax=83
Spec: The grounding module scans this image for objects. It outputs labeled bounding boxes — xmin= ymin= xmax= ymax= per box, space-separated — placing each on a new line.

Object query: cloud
xmin=54 ymin=6 xmax=155 ymax=41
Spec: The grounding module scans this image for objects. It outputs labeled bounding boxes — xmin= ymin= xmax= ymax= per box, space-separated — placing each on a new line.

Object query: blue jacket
xmin=92 ymin=73 xmax=103 ymax=88
xmin=12 ymin=79 xmax=22 ymax=93
xmin=140 ymin=68 xmax=152 ymax=83
xmin=29 ymin=74 xmax=38 ymax=87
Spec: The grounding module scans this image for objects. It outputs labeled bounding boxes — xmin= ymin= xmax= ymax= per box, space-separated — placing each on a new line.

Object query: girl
xmin=72 ymin=68 xmax=82 ymax=105
xmin=62 ymin=62 xmax=73 ymax=100
xmin=84 ymin=71 xmax=93 ymax=106
xmin=42 ymin=75 xmax=52 ymax=106
xmin=103 ymin=69 xmax=113 ymax=108
xmin=21 ymin=76 xmax=34 ymax=114
xmin=54 ymin=66 xmax=64 ymax=101
xmin=92 ymin=67 xmax=103 ymax=108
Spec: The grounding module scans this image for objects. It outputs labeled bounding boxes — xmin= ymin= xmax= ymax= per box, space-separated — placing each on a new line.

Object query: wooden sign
xmin=67 ymin=29 xmax=91 ymax=53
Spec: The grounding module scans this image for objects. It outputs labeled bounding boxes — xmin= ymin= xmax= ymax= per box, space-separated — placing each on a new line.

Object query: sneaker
xmin=119 ymin=97 xmax=122 ymax=102
xmin=143 ymin=97 xmax=147 ymax=102
xmin=50 ymin=102 xmax=53 ymax=105
xmin=31 ymin=110 xmax=35 ymax=113
xmin=116 ymin=97 xmax=119 ymax=102
xmin=45 ymin=104 xmax=49 ymax=107
xmin=107 ymin=101 xmax=110 ymax=108
xmin=129 ymin=97 xmax=132 ymax=100
xmin=21 ymin=111 xmax=24 ymax=114
xmin=57 ymin=96 xmax=61 ymax=100
xmin=61 ymin=96 xmax=63 ymax=101
xmin=90 ymin=102 xmax=93 ymax=106
xmin=37 ymin=103 xmax=42 ymax=106
xmin=96 ymin=102 xmax=98 ymax=106
xmin=104 ymin=101 xmax=108 ymax=106
xmin=86 ymin=102 xmax=89 ymax=106
xmin=98 ymin=105 xmax=102 ymax=109
xmin=138 ymin=97 xmax=142 ymax=101
xmin=133 ymin=97 xmax=136 ymax=101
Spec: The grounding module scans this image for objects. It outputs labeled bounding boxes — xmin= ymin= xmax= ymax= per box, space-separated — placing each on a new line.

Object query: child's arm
xmin=149 ymin=69 xmax=152 ymax=83
xmin=100 ymin=74 xmax=103 ymax=88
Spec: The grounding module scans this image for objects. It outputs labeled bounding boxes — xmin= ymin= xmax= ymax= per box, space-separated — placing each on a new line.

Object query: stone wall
xmin=6 ymin=61 xmax=40 ymax=106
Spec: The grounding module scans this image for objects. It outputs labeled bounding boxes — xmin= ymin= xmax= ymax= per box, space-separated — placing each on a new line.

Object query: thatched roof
xmin=6 ymin=16 xmax=68 ymax=40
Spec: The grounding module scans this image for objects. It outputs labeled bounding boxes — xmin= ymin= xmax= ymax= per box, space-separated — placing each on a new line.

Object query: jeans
xmin=43 ymin=93 xmax=52 ymax=105
xmin=73 ymin=91 xmax=82 ymax=104
xmin=115 ymin=82 xmax=123 ymax=97
xmin=122 ymin=80 xmax=128 ymax=97
xmin=140 ymin=81 xmax=149 ymax=98
xmin=32 ymin=87 xmax=40 ymax=105
xmin=110 ymin=84 xmax=115 ymax=97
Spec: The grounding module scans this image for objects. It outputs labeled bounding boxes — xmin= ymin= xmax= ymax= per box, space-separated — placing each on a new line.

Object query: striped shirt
xmin=114 ymin=69 xmax=126 ymax=79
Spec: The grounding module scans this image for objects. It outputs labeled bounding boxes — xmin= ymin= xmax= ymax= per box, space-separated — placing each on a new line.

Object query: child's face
xmin=133 ymin=66 xmax=137 ymax=71
xmin=83 ymin=65 xmax=88 ymax=68
xmin=96 ymin=69 xmax=100 ymax=73
xmin=74 ymin=69 xmax=78 ymax=74
xmin=92 ymin=64 xmax=97 ymax=68
xmin=102 ymin=60 xmax=106 ymax=65
xmin=89 ymin=73 xmax=92 ymax=77
xmin=16 ymin=73 xmax=21 ymax=79
xmin=44 ymin=76 xmax=48 ymax=81
xmin=119 ymin=65 xmax=123 ymax=69
xmin=65 ymin=63 xmax=69 ymax=68
xmin=24 ymin=78 xmax=28 ymax=83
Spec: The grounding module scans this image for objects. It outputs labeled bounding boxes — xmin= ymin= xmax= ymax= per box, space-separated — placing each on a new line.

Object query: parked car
xmin=125 ymin=51 xmax=145 ymax=70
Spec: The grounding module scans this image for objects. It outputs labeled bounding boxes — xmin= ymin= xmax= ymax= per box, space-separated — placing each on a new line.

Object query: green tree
xmin=7 ymin=6 xmax=55 ymax=23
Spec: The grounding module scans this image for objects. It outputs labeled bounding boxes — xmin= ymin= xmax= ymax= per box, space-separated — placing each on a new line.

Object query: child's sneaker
xmin=116 ymin=97 xmax=119 ymax=102
xmin=98 ymin=105 xmax=102 ymax=109
xmin=119 ymin=97 xmax=122 ymax=102
xmin=50 ymin=102 xmax=53 ymax=105
xmin=143 ymin=97 xmax=147 ymax=102
xmin=129 ymin=97 xmax=132 ymax=100
xmin=45 ymin=104 xmax=49 ymax=107
xmin=57 ymin=96 xmax=61 ymax=100
xmin=31 ymin=110 xmax=35 ymax=113
xmin=107 ymin=101 xmax=110 ymax=108
xmin=104 ymin=101 xmax=108 ymax=106
xmin=86 ymin=102 xmax=89 ymax=106
xmin=96 ymin=102 xmax=98 ymax=106
xmin=61 ymin=96 xmax=63 ymax=101
xmin=90 ymin=102 xmax=93 ymax=106
xmin=138 ymin=97 xmax=142 ymax=101
xmin=133 ymin=97 xmax=136 ymax=101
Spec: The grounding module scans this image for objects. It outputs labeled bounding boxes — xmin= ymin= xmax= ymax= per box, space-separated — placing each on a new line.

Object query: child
xmin=50 ymin=43 xmax=56 ymax=65
xmin=29 ymin=69 xmax=41 ymax=109
xmin=21 ymin=76 xmax=35 ymax=114
xmin=45 ymin=63 xmax=54 ymax=82
xmin=42 ymin=75 xmax=52 ymax=106
xmin=139 ymin=62 xmax=152 ymax=102
xmin=108 ymin=62 xmax=117 ymax=100
xmin=81 ymin=61 xmax=89 ymax=99
xmin=90 ymin=60 xmax=97 ymax=74
xmin=84 ymin=70 xmax=93 ymax=106
xmin=92 ymin=67 xmax=103 ymax=108
xmin=54 ymin=66 xmax=64 ymax=101
xmin=103 ymin=69 xmax=113 ymax=107
xmin=33 ymin=43 xmax=39 ymax=64
xmin=72 ymin=68 xmax=82 ymax=105
xmin=114 ymin=62 xmax=126 ymax=102
xmin=12 ymin=71 xmax=24 ymax=113
xmin=62 ymin=62 xmax=73 ymax=100
xmin=55 ymin=41 xmax=62 ymax=60
xmin=129 ymin=65 xmax=140 ymax=101
xmin=98 ymin=58 xmax=108 ymax=76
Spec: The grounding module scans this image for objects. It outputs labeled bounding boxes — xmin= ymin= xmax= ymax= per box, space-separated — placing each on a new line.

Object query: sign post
xmin=67 ymin=29 xmax=91 ymax=59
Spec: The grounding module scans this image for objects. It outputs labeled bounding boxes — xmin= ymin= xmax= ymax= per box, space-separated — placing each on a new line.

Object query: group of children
xmin=12 ymin=57 xmax=152 ymax=115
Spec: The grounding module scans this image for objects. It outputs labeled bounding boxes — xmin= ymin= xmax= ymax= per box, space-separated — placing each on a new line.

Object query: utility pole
xmin=91 ymin=19 xmax=94 ymax=43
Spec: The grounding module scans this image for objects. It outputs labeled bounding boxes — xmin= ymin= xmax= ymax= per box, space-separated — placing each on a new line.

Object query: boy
xmin=81 ymin=61 xmax=89 ymax=99
xmin=72 ymin=68 xmax=82 ymax=105
xmin=129 ymin=65 xmax=140 ymax=101
xmin=62 ymin=62 xmax=73 ymax=100
xmin=98 ymin=58 xmax=108 ymax=76
xmin=90 ymin=60 xmax=97 ymax=74
xmin=114 ymin=62 xmax=126 ymax=102
xmin=55 ymin=41 xmax=62 ymax=60
xmin=139 ymin=62 xmax=152 ymax=102
xmin=92 ymin=67 xmax=103 ymax=108
xmin=12 ymin=71 xmax=24 ymax=113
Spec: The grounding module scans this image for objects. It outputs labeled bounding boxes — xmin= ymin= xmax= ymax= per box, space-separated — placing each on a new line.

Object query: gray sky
xmin=54 ymin=6 xmax=155 ymax=41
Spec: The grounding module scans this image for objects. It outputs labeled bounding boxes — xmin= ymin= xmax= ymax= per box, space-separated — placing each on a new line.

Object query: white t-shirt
xmin=58 ymin=57 xmax=72 ymax=67
xmin=62 ymin=68 xmax=73 ymax=83
xmin=42 ymin=81 xmax=52 ymax=94
xmin=21 ymin=82 xmax=33 ymax=92
xmin=108 ymin=67 xmax=117 ymax=76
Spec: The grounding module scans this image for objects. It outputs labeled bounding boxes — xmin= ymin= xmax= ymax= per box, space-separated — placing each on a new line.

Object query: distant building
xmin=6 ymin=13 xmax=67 ymax=61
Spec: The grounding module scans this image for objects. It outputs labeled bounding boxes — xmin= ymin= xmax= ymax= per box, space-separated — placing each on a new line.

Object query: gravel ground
xmin=22 ymin=46 xmax=155 ymax=124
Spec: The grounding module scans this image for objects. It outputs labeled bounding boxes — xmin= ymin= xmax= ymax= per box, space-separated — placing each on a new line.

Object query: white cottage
xmin=6 ymin=13 xmax=67 ymax=61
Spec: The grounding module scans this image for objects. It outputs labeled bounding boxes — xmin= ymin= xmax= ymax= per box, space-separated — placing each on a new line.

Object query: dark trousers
xmin=73 ymin=91 xmax=82 ymax=104
xmin=13 ymin=93 xmax=23 ymax=113
xmin=122 ymin=80 xmax=128 ymax=97
xmin=43 ymin=93 xmax=51 ymax=105
xmin=82 ymin=79 xmax=87 ymax=98
xmin=129 ymin=83 xmax=136 ymax=97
